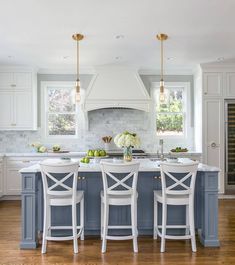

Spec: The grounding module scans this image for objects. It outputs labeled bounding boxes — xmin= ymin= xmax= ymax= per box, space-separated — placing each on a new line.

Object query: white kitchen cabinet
xmin=0 ymin=92 xmax=14 ymax=128
xmin=225 ymin=72 xmax=235 ymax=98
xmin=0 ymin=68 xmax=37 ymax=130
xmin=0 ymin=72 xmax=31 ymax=91
xmin=0 ymin=158 xmax=3 ymax=197
xmin=5 ymin=157 xmax=42 ymax=195
xmin=15 ymin=92 xmax=33 ymax=129
xmin=203 ymin=72 xmax=223 ymax=97
xmin=203 ymin=98 xmax=224 ymax=192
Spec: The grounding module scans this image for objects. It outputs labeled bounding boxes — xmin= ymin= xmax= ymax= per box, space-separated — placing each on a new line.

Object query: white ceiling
xmin=0 ymin=0 xmax=235 ymax=73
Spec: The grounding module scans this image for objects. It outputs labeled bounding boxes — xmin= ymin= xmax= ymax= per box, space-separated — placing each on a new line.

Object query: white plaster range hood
xmin=83 ymin=66 xmax=151 ymax=112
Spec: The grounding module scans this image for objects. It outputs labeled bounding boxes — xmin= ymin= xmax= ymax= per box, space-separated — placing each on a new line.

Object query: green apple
xmin=94 ymin=150 xmax=100 ymax=157
xmin=99 ymin=150 xmax=106 ymax=157
xmin=84 ymin=157 xmax=90 ymax=163
xmin=87 ymin=150 xmax=94 ymax=157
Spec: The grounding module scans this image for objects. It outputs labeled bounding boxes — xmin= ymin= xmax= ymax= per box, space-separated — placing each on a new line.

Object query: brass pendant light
xmin=72 ymin=33 xmax=84 ymax=102
xmin=156 ymin=33 xmax=168 ymax=103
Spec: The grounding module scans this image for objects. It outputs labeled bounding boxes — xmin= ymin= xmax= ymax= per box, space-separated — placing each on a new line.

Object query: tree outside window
xmin=156 ymin=88 xmax=185 ymax=136
xmin=45 ymin=85 xmax=77 ymax=137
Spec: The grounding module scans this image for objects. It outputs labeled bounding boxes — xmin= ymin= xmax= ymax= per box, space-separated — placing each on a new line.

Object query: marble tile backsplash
xmin=0 ymin=109 xmax=194 ymax=153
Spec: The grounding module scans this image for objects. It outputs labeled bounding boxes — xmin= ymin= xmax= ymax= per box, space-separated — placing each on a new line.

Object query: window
xmin=155 ymin=82 xmax=190 ymax=137
xmin=42 ymin=82 xmax=77 ymax=138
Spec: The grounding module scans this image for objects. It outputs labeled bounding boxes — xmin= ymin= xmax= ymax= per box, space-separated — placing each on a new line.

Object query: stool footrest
xmin=106 ymin=235 xmax=134 ymax=240
xmin=107 ymin=225 xmax=132 ymax=229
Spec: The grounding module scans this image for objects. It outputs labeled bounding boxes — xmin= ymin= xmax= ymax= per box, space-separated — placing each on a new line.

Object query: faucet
xmin=159 ymin=139 xmax=164 ymax=160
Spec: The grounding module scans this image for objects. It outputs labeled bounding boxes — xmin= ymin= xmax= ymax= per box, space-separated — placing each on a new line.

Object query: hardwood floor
xmin=0 ymin=200 xmax=234 ymax=265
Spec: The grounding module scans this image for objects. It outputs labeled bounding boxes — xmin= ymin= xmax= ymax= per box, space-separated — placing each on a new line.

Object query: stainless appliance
xmin=107 ymin=149 xmax=147 ymax=159
xmin=225 ymin=100 xmax=235 ymax=190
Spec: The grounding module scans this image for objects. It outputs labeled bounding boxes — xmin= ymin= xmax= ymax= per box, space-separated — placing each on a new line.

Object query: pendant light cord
xmin=77 ymin=39 xmax=79 ymax=83
xmin=161 ymin=39 xmax=163 ymax=81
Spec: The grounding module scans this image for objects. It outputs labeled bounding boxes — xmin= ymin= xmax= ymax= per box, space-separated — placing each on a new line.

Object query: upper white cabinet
xmin=0 ymin=68 xmax=37 ymax=130
xmin=203 ymin=72 xmax=223 ymax=97
xmin=225 ymin=72 xmax=235 ymax=98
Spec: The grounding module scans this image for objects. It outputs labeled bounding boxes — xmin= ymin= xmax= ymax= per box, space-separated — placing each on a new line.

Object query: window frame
xmin=41 ymin=81 xmax=78 ymax=140
xmin=152 ymin=82 xmax=191 ymax=139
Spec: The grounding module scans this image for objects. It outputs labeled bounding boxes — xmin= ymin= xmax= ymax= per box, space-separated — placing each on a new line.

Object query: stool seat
xmin=100 ymin=190 xmax=138 ymax=205
xmin=154 ymin=190 xmax=189 ymax=205
xmin=50 ymin=191 xmax=84 ymax=206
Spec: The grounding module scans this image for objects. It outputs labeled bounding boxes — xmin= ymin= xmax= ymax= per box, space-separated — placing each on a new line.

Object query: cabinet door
xmin=14 ymin=72 xmax=32 ymax=90
xmin=6 ymin=168 xmax=22 ymax=195
xmin=137 ymin=173 xmax=159 ymax=229
xmin=80 ymin=172 xmax=103 ymax=230
xmin=203 ymin=73 xmax=223 ymax=97
xmin=0 ymin=72 xmax=13 ymax=90
xmin=0 ymin=92 xmax=14 ymax=128
xmin=203 ymin=98 xmax=224 ymax=192
xmin=14 ymin=92 xmax=33 ymax=129
xmin=0 ymin=159 xmax=3 ymax=197
xmin=226 ymin=73 xmax=235 ymax=97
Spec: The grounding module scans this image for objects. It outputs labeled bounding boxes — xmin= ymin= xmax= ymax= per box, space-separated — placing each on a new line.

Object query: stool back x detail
xmin=40 ymin=160 xmax=84 ymax=254
xmin=100 ymin=161 xmax=140 ymax=253
xmin=153 ymin=162 xmax=199 ymax=252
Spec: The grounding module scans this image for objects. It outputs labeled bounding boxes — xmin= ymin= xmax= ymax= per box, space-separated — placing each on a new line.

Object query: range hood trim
xmin=83 ymin=66 xmax=151 ymax=112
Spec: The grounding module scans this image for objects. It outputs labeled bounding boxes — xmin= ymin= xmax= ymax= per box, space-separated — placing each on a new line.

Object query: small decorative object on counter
xmin=52 ymin=144 xmax=61 ymax=152
xmin=31 ymin=142 xmax=47 ymax=153
xmin=170 ymin=147 xmax=188 ymax=153
xmin=102 ymin=136 xmax=112 ymax=151
xmin=114 ymin=131 xmax=140 ymax=162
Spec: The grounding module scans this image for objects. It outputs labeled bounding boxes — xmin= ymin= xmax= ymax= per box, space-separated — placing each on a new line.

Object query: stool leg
xmin=72 ymin=203 xmax=78 ymax=254
xmin=161 ymin=203 xmax=167 ymax=253
xmin=189 ymin=200 xmax=197 ymax=252
xmin=42 ymin=201 xmax=48 ymax=254
xmin=185 ymin=205 xmax=189 ymax=235
xmin=131 ymin=200 xmax=138 ymax=253
xmin=101 ymin=201 xmax=104 ymax=240
xmin=153 ymin=198 xmax=157 ymax=239
xmin=102 ymin=203 xmax=109 ymax=253
xmin=80 ymin=197 xmax=84 ymax=241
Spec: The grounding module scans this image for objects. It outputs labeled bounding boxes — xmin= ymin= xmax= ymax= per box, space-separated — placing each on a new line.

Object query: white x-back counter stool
xmin=40 ymin=160 xmax=84 ymax=254
xmin=153 ymin=162 xmax=199 ymax=252
xmin=100 ymin=161 xmax=140 ymax=253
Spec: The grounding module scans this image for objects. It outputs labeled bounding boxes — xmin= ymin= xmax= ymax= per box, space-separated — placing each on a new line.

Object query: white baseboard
xmin=0 ymin=195 xmax=21 ymax=201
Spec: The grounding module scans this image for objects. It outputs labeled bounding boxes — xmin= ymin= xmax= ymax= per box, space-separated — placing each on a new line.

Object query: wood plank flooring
xmin=0 ymin=200 xmax=234 ymax=265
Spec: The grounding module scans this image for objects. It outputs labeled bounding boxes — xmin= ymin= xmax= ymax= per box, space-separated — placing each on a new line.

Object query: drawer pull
xmin=154 ymin=176 xmax=161 ymax=179
xmin=82 ymin=177 xmax=85 ymax=180
xmin=77 ymin=176 xmax=81 ymax=180
xmin=22 ymin=160 xmax=30 ymax=163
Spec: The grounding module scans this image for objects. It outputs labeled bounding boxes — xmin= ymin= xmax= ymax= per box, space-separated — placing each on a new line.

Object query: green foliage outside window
xmin=156 ymin=89 xmax=184 ymax=135
xmin=47 ymin=87 xmax=76 ymax=136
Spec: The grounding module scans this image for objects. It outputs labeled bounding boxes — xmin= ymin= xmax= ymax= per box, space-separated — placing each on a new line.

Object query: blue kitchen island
xmin=19 ymin=159 xmax=220 ymax=249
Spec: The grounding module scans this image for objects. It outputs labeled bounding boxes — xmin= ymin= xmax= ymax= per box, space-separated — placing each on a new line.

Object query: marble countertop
xmin=4 ymin=152 xmax=86 ymax=157
xmin=2 ymin=151 xmax=201 ymax=157
xmin=19 ymin=158 xmax=220 ymax=173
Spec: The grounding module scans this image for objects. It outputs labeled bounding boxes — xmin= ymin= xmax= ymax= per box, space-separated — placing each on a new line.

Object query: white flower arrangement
xmin=114 ymin=131 xmax=141 ymax=148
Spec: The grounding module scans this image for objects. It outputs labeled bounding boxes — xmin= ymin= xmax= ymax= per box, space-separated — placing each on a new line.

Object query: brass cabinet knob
xmin=154 ymin=176 xmax=161 ymax=179
xmin=77 ymin=176 xmax=81 ymax=180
